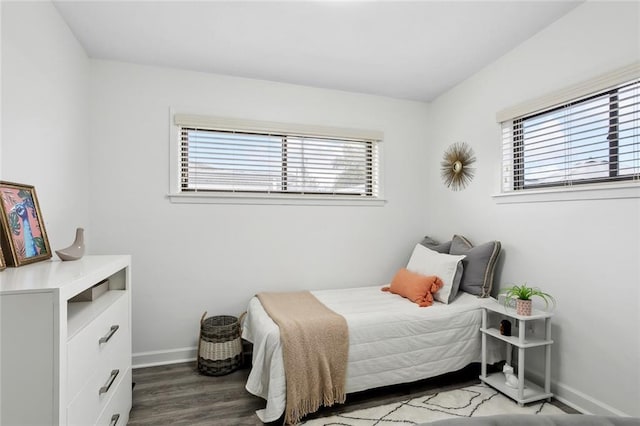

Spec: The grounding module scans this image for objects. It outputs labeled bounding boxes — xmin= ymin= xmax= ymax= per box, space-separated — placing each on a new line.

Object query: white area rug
xmin=301 ymin=384 xmax=564 ymax=425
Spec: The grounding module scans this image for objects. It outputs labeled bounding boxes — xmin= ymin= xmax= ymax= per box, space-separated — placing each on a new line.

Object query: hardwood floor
xmin=128 ymin=362 xmax=265 ymax=426
xmin=128 ymin=362 xmax=577 ymax=425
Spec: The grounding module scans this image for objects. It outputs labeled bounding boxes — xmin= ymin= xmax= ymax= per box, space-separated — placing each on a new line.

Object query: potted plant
xmin=500 ymin=284 xmax=555 ymax=316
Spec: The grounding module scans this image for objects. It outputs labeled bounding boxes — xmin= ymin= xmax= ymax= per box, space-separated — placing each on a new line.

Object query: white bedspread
xmin=243 ymin=286 xmax=503 ymax=423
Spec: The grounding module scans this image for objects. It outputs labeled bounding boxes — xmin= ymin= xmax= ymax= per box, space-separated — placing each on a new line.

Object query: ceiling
xmin=53 ymin=1 xmax=582 ymax=102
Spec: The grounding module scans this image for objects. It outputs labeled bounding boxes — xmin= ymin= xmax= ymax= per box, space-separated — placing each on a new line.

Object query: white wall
xmin=428 ymin=1 xmax=640 ymax=417
xmin=87 ymin=60 xmax=431 ymax=365
xmin=1 ymin=1 xmax=90 ymax=248
xmin=4 ymin=0 xmax=638 ymax=418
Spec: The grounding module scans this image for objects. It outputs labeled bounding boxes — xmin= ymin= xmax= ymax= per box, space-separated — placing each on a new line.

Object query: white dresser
xmin=0 ymin=255 xmax=132 ymax=426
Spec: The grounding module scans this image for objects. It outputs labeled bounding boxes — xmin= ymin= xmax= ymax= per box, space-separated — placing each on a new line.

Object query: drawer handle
xmin=110 ymin=414 xmax=120 ymax=426
xmin=99 ymin=369 xmax=120 ymax=395
xmin=99 ymin=325 xmax=120 ymax=344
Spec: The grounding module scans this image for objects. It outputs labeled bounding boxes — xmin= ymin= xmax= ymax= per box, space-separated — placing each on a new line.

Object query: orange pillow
xmin=381 ymin=268 xmax=444 ymax=307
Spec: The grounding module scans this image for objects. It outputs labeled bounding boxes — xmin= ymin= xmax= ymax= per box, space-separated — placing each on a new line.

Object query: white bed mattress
xmin=243 ymin=286 xmax=503 ymax=423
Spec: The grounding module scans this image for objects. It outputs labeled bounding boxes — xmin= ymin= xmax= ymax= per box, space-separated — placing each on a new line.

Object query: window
xmin=169 ymin=114 xmax=383 ymax=204
xmin=499 ymin=65 xmax=640 ymax=196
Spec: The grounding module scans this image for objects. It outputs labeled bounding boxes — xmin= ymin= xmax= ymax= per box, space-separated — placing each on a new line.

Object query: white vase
xmin=56 ymin=228 xmax=85 ymax=261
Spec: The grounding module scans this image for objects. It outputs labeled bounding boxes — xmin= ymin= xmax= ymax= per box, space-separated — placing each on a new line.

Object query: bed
xmin=243 ymin=236 xmax=504 ymax=423
xmin=243 ymin=286 xmax=504 ymax=422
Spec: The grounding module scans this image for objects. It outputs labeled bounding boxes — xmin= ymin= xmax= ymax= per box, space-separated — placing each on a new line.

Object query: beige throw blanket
xmin=257 ymin=291 xmax=349 ymax=425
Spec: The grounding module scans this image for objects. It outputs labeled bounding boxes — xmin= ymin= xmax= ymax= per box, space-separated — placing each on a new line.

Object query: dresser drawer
xmin=67 ymin=292 xmax=130 ymax=400
xmin=96 ymin=368 xmax=132 ymax=426
xmin=67 ymin=354 xmax=130 ymax=426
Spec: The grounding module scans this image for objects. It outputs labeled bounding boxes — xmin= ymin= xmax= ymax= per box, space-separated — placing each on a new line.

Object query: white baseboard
xmin=553 ymin=381 xmax=630 ymax=417
xmin=527 ymin=369 xmax=631 ymax=417
xmin=132 ymin=346 xmax=197 ymax=369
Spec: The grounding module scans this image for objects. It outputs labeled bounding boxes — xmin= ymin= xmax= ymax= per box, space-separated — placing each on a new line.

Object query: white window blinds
xmin=174 ymin=116 xmax=381 ymax=198
xmin=500 ymin=74 xmax=639 ymax=192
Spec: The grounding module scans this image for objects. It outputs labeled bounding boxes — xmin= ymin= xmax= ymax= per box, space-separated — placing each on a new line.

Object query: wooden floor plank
xmin=128 ymin=362 xmax=578 ymax=425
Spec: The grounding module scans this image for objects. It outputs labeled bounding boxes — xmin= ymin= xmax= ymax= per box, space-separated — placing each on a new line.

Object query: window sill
xmin=167 ymin=192 xmax=387 ymax=206
xmin=492 ymin=181 xmax=640 ymax=204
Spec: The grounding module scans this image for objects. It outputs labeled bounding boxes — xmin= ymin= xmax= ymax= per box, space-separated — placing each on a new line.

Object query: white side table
xmin=479 ymin=298 xmax=554 ymax=406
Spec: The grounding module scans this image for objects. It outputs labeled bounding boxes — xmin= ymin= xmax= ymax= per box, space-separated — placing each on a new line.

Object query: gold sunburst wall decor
xmin=440 ymin=142 xmax=476 ymax=191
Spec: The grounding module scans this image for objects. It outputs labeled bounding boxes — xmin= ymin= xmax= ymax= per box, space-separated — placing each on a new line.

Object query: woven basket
xmin=197 ymin=312 xmax=244 ymax=376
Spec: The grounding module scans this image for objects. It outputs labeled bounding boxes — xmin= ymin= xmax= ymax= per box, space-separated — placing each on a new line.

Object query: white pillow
xmin=406 ymin=243 xmax=466 ymax=304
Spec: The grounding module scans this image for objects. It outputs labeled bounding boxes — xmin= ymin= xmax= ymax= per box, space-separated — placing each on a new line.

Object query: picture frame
xmin=0 ymin=245 xmax=6 ymax=271
xmin=0 ymin=181 xmax=51 ymax=267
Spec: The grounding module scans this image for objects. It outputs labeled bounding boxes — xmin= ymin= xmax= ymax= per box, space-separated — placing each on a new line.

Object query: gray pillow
xmin=419 ymin=236 xmax=452 ymax=254
xmin=449 ymin=261 xmax=464 ymax=303
xmin=449 ymin=235 xmax=501 ymax=297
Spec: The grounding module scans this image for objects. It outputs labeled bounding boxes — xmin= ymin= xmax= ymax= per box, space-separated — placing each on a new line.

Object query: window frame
xmin=513 ymin=85 xmax=636 ymax=191
xmin=168 ymin=112 xmax=386 ymax=206
xmin=494 ymin=63 xmax=640 ymax=203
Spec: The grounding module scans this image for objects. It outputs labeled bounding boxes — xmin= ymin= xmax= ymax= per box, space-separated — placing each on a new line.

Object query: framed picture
xmin=0 ymin=181 xmax=51 ymax=267
xmin=0 ymin=245 xmax=5 ymax=271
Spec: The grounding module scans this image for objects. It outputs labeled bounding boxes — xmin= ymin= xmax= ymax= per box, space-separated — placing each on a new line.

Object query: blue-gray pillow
xmin=449 ymin=235 xmax=501 ymax=297
xmin=419 ymin=236 xmax=451 ymax=254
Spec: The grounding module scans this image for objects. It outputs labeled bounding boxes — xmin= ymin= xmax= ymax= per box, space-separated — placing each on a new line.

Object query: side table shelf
xmin=479 ymin=298 xmax=554 ymax=406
